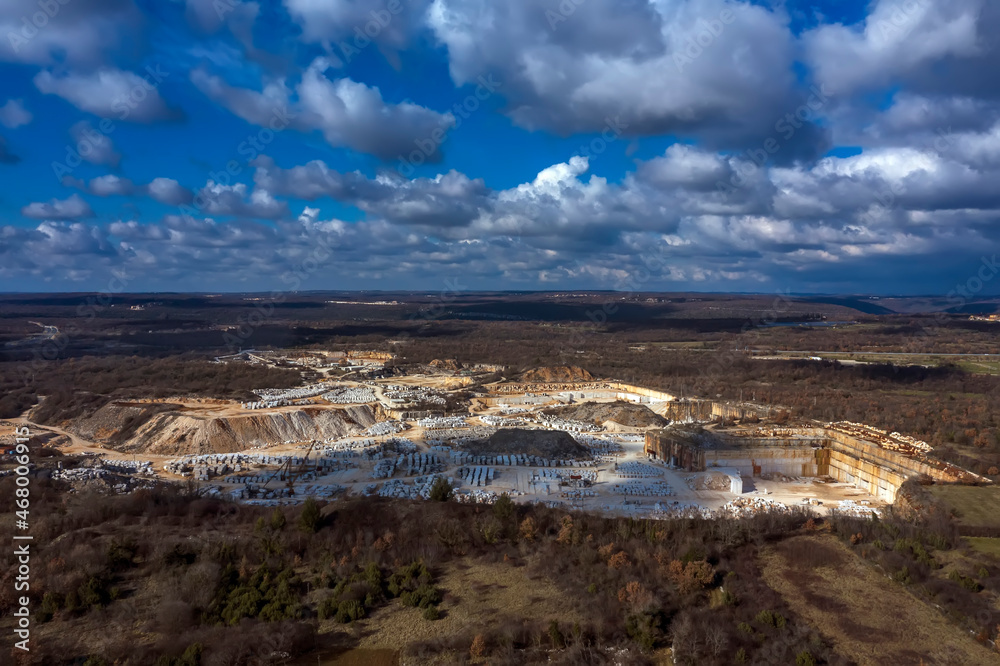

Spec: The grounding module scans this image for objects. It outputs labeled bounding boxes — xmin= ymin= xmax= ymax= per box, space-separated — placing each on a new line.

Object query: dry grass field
xmin=352 ymin=559 xmax=582 ymax=649
xmin=929 ymin=485 xmax=1000 ymax=528
xmin=760 ymin=534 xmax=997 ymax=666
xmin=966 ymin=537 xmax=1000 ymax=559
xmin=301 ymin=558 xmax=587 ymax=664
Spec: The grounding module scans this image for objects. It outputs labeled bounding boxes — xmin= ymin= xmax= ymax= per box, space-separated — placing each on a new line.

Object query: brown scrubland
xmin=1 ymin=473 xmax=1000 ymax=665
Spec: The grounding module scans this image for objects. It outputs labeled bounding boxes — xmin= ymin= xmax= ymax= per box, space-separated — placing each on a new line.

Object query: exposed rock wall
xmin=659 ymin=401 xmax=715 ymax=422
xmin=646 ymin=424 xmax=988 ymax=503
xmin=644 ymin=431 xmax=705 ymax=470
xmin=489 ymin=381 xmax=676 ymax=402
xmin=820 ymin=429 xmax=984 ymax=502
xmin=70 ymin=402 xmax=378 ymax=455
xmin=657 ymin=400 xmax=770 ymax=422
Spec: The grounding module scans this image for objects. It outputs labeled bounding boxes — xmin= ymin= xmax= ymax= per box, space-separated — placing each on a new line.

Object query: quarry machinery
xmin=263 ymin=439 xmax=319 ymax=497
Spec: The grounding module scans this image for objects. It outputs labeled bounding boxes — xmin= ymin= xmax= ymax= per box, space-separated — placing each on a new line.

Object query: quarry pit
xmin=13 ymin=362 xmax=989 ymax=518
xmin=645 ymin=422 xmax=988 ymax=503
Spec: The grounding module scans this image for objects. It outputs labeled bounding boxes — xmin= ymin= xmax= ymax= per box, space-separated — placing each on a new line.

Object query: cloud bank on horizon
xmin=1 ymin=0 xmax=999 ymax=294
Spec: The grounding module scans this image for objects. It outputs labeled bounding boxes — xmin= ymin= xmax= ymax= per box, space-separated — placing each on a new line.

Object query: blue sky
xmin=2 ymin=0 xmax=1000 ymax=294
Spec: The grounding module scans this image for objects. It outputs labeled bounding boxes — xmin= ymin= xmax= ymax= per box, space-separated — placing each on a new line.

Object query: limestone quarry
xmin=645 ymin=421 xmax=989 ymax=502
xmin=22 ymin=364 xmax=989 ymax=519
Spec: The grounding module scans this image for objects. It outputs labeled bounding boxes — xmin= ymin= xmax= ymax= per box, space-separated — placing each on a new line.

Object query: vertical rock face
xmin=645 ymin=423 xmax=989 ymax=503
xmin=644 ymin=430 xmax=706 ymax=470
xmin=659 ymin=401 xmax=715 ymax=422
xmin=657 ymin=400 xmax=769 ymax=422
xmin=67 ymin=401 xmax=381 ymax=455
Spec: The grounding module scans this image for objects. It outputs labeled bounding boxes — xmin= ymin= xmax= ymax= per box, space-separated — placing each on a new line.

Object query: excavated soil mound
xmin=520 ymin=366 xmax=594 ymax=383
xmin=543 ymin=401 xmax=668 ymax=428
xmin=429 ymin=359 xmax=462 ymax=371
xmin=464 ymin=428 xmax=590 ymax=460
xmin=69 ymin=401 xmax=380 ymax=455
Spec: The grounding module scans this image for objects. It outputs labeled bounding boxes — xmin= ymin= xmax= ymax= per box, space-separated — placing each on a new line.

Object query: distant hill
xmin=793 ymin=296 xmax=895 ymax=315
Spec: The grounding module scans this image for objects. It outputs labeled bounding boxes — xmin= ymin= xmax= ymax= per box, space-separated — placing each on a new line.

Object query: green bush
xmin=106 ymin=538 xmax=139 ymax=572
xmin=548 ymin=620 xmax=565 ymax=648
xmin=754 ymin=609 xmax=785 ymax=629
xmin=298 ymin=497 xmax=322 ymax=533
xmin=796 ymin=651 xmax=816 ymax=666
xmin=422 ymin=606 xmax=440 ymax=621
xmin=927 ymin=533 xmax=948 ymax=550
xmin=77 ymin=576 xmax=115 ymax=611
xmin=492 ymin=493 xmax=515 ymax=521
xmin=318 ymin=595 xmax=339 ymax=620
xmin=155 ymin=643 xmax=203 ymax=666
xmin=429 ymin=477 xmax=452 ymax=502
xmin=735 ymin=647 xmax=748 ymax=663
xmin=479 ymin=517 xmax=503 ymax=544
xmin=38 ymin=592 xmax=61 ymax=622
xmin=388 ymin=561 xmax=433 ymax=600
xmin=214 ymin=565 xmax=303 ymax=625
xmin=947 ymin=569 xmax=982 ymax=592
xmin=625 ymin=611 xmax=666 ymax=650
xmin=334 ymin=599 xmax=366 ymax=623
xmin=401 ymin=584 xmax=442 ymax=609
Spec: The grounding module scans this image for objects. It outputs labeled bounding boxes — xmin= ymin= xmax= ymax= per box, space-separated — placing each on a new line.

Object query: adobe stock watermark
xmin=545 ymin=0 xmax=587 ymax=30
xmin=15 ymin=270 xmax=132 ymax=386
xmin=673 ymin=7 xmax=738 ymax=72
xmin=571 ymin=116 xmax=629 ymax=164
xmin=213 ymin=0 xmax=242 ymax=21
xmin=51 ymin=64 xmax=169 ymax=182
xmin=857 ymin=126 xmax=954 ymax=228
xmin=716 ymin=84 xmax=830 ymax=195
xmin=221 ymin=227 xmax=339 ymax=351
xmin=400 ymin=278 xmax=467 ymax=338
xmin=698 ymin=290 xmax=794 ymax=381
xmin=180 ymin=103 xmax=294 ymax=223
xmin=11 ymin=425 xmax=33 ymax=654
xmin=904 ymin=255 xmax=1000 ymax=351
xmin=871 ymin=0 xmax=932 ymax=47
xmin=395 ymin=75 xmax=501 ymax=177
xmin=948 ymin=255 xmax=1000 ymax=306
xmin=567 ymin=248 xmax=673 ymax=349
xmin=7 ymin=0 xmax=72 ymax=54
xmin=335 ymin=0 xmax=406 ymax=64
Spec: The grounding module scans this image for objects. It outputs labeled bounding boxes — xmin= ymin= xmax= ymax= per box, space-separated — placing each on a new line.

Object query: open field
xmin=754 ymin=351 xmax=1000 ymax=374
xmin=341 ymin=559 xmax=585 ymax=655
xmin=965 ymin=537 xmax=1000 ymax=559
xmin=760 ymin=534 xmax=999 ymax=666
xmin=929 ymin=485 xmax=1000 ymax=528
